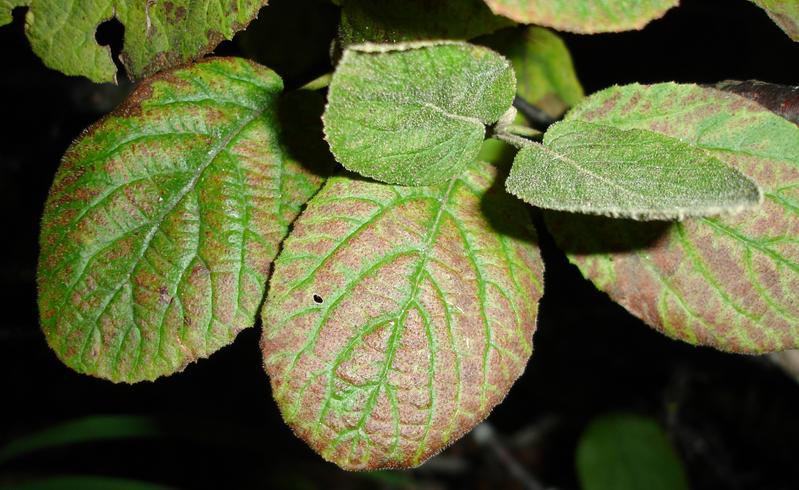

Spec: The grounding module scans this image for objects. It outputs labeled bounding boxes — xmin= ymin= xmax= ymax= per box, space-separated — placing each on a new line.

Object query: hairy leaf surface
xmin=482 ymin=0 xmax=678 ymax=34
xmin=38 ymin=58 xmax=330 ymax=383
xmin=507 ymin=120 xmax=762 ymax=219
xmin=0 ymin=0 xmax=268 ymax=82
xmin=750 ymin=0 xmax=799 ymax=41
xmin=548 ymin=83 xmax=799 ymax=352
xmin=479 ymin=26 xmax=584 ymax=117
xmin=323 ymin=42 xmax=516 ymax=186
xmin=576 ymin=414 xmax=688 ymax=490
xmin=262 ymin=162 xmax=544 ymax=470
xmin=337 ymin=0 xmax=511 ymax=47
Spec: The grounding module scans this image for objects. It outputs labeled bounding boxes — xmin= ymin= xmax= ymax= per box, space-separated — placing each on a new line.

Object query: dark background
xmin=1 ymin=0 xmax=798 ymax=488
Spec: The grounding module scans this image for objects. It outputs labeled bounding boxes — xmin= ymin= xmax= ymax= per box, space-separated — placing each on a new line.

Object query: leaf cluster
xmin=2 ymin=0 xmax=798 ymax=472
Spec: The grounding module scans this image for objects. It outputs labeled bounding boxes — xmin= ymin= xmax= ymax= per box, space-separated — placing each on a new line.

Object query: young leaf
xmin=478 ymin=27 xmax=584 ymax=117
xmin=576 ymin=414 xmax=689 ymax=490
xmin=482 ymin=0 xmax=678 ymax=34
xmin=262 ymin=162 xmax=544 ymax=470
xmin=37 ymin=58 xmax=330 ymax=383
xmin=749 ymin=0 xmax=799 ymax=41
xmin=548 ymin=82 xmax=799 ymax=352
xmin=323 ymin=42 xmax=516 ymax=186
xmin=506 ymin=120 xmax=762 ymax=219
xmin=0 ymin=0 xmax=268 ymax=83
xmin=337 ymin=0 xmax=512 ymax=47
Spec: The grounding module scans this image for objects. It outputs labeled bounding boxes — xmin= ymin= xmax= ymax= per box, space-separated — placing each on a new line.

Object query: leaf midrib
xmin=521 ymin=142 xmax=652 ymax=202
xmin=312 ymin=178 xmax=459 ymax=458
xmin=60 ymin=101 xmax=269 ymax=374
xmin=420 ymin=101 xmax=484 ymax=126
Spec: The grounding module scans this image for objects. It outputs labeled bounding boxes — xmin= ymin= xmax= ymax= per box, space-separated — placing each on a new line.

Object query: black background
xmin=1 ymin=0 xmax=798 ymax=488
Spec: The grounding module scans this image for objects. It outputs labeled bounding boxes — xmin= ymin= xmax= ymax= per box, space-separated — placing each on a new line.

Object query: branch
xmin=513 ymin=95 xmax=559 ymax=131
xmin=472 ymin=423 xmax=551 ymax=490
xmin=299 ymin=72 xmax=332 ymax=91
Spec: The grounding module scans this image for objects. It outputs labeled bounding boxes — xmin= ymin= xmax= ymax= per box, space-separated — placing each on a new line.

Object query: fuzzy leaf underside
xmin=479 ymin=26 xmax=584 ymax=117
xmin=37 ymin=58 xmax=329 ymax=383
xmin=262 ymin=162 xmax=544 ymax=470
xmin=482 ymin=0 xmax=678 ymax=33
xmin=337 ymin=0 xmax=512 ymax=47
xmin=750 ymin=0 xmax=799 ymax=41
xmin=0 ymin=0 xmax=268 ymax=83
xmin=548 ymin=83 xmax=799 ymax=352
xmin=323 ymin=42 xmax=516 ymax=186
xmin=507 ymin=119 xmax=762 ymax=219
xmin=576 ymin=414 xmax=689 ymax=490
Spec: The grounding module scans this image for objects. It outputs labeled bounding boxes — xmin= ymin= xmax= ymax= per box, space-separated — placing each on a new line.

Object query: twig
xmin=493 ymin=130 xmax=533 ymax=149
xmin=299 ymin=73 xmax=332 ymax=91
xmin=472 ymin=423 xmax=551 ymax=490
xmin=513 ymin=95 xmax=559 ymax=132
xmin=767 ymin=350 xmax=799 ymax=383
xmin=505 ymin=124 xmax=542 ymax=139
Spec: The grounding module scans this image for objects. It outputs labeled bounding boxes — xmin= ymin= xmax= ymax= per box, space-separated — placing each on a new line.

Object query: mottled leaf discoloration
xmin=262 ymin=162 xmax=544 ymax=470
xmin=550 ymin=83 xmax=799 ymax=352
xmin=483 ymin=0 xmax=678 ymax=34
xmin=38 ymin=58 xmax=329 ymax=383
xmin=0 ymin=0 xmax=268 ymax=82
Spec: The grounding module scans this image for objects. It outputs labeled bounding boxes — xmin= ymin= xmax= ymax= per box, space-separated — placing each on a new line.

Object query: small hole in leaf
xmin=95 ymin=18 xmax=124 ymax=51
xmin=313 ymin=294 xmax=323 ymax=304
xmin=95 ymin=18 xmax=126 ymax=79
xmin=10 ymin=6 xmax=26 ymax=24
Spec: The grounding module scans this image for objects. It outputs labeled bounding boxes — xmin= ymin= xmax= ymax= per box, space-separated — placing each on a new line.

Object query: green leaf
xmin=323 ymin=42 xmax=516 ymax=186
xmin=547 ymin=82 xmax=799 ymax=352
xmin=576 ymin=413 xmax=688 ymax=490
xmin=478 ymin=26 xmax=584 ymax=117
xmin=506 ymin=119 xmax=762 ymax=219
xmin=337 ymin=0 xmax=512 ymax=47
xmin=5 ymin=476 xmax=174 ymax=490
xmin=749 ymin=0 xmax=799 ymax=41
xmin=261 ymin=161 xmax=544 ymax=470
xmin=0 ymin=416 xmax=162 ymax=464
xmin=0 ymin=0 xmax=26 ymax=25
xmin=0 ymin=0 xmax=268 ymax=83
xmin=37 ymin=58 xmax=331 ymax=383
xmin=482 ymin=0 xmax=678 ymax=34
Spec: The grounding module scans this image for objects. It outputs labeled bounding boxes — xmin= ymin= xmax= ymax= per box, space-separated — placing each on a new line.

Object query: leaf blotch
xmin=551 ymin=82 xmax=799 ymax=352
xmin=262 ymin=162 xmax=544 ymax=470
xmin=38 ymin=58 xmax=329 ymax=382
